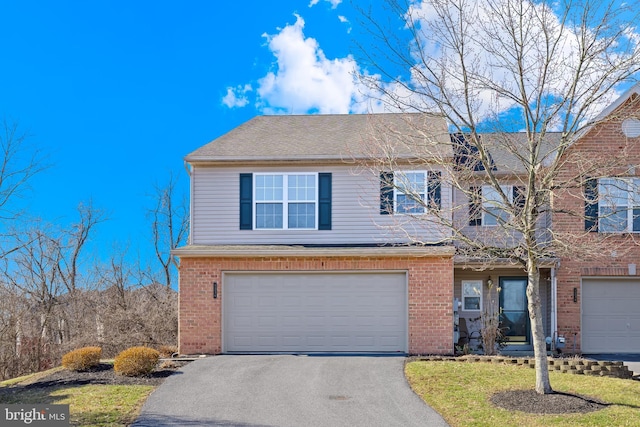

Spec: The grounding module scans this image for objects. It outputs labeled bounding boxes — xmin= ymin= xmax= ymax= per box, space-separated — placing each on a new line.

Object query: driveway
xmin=132 ymin=355 xmax=449 ymax=427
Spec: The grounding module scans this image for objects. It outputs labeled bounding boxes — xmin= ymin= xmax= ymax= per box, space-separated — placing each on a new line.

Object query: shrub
xmin=61 ymin=346 xmax=102 ymax=372
xmin=114 ymin=346 xmax=160 ymax=377
xmin=157 ymin=345 xmax=178 ymax=358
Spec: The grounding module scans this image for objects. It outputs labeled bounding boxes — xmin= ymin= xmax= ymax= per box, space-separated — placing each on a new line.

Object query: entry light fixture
xmin=213 ymin=282 xmax=218 ymax=299
xmin=573 ymin=287 xmax=577 ymax=303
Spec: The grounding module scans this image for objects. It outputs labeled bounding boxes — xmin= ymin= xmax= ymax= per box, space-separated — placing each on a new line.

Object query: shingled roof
xmin=186 ymin=113 xmax=452 ymax=163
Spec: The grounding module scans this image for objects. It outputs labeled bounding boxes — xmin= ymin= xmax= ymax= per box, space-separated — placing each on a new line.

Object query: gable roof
xmin=592 ymin=82 xmax=640 ymax=122
xmin=186 ymin=113 xmax=452 ymax=163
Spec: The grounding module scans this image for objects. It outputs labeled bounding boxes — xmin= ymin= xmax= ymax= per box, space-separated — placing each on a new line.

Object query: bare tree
xmin=146 ymin=173 xmax=189 ymax=288
xmin=357 ymin=0 xmax=640 ymax=394
xmin=0 ymin=120 xmax=47 ymax=259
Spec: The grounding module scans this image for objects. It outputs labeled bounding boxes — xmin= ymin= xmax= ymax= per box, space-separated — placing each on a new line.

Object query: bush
xmin=114 ymin=346 xmax=160 ymax=377
xmin=157 ymin=345 xmax=178 ymax=358
xmin=61 ymin=346 xmax=102 ymax=372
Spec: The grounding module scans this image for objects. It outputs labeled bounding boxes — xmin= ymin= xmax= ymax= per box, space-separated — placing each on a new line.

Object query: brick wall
xmin=553 ymin=93 xmax=640 ymax=352
xmin=178 ymin=255 xmax=454 ymax=355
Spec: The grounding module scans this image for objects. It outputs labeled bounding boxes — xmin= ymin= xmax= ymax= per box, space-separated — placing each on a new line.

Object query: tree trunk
xmin=527 ymin=262 xmax=553 ymax=394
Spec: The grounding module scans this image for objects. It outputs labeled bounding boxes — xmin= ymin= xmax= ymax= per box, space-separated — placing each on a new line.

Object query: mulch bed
xmin=491 ymin=389 xmax=609 ymax=414
xmin=0 ymin=361 xmax=190 ymax=395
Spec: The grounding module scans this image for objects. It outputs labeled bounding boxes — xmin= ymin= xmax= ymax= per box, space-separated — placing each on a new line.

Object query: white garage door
xmin=223 ymin=272 xmax=407 ymax=353
xmin=582 ymin=278 xmax=640 ymax=353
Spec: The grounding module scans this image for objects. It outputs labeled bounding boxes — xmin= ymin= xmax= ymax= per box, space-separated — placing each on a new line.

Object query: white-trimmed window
xmin=254 ymin=173 xmax=317 ymax=229
xmin=598 ymin=178 xmax=640 ymax=233
xmin=395 ymin=171 xmax=427 ymax=214
xmin=469 ymin=185 xmax=525 ymax=226
xmin=483 ymin=185 xmax=511 ymax=226
xmin=462 ymin=280 xmax=482 ymax=311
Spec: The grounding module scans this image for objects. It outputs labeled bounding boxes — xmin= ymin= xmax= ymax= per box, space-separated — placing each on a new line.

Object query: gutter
xmin=171 ymin=244 xmax=456 ymax=259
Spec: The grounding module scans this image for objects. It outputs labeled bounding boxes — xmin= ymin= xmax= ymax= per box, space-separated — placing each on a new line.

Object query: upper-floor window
xmin=395 ymin=172 xmax=427 ymax=214
xmin=240 ymin=172 xmax=331 ymax=231
xmin=597 ymin=178 xmax=640 ymax=233
xmin=380 ymin=170 xmax=441 ymax=215
xmin=469 ymin=185 xmax=525 ymax=226
xmin=254 ymin=173 xmax=317 ymax=229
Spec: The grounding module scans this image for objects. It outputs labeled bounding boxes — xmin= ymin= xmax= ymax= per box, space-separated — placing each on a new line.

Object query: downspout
xmin=184 ymin=160 xmax=193 ymax=245
xmin=550 ymin=263 xmax=558 ymax=350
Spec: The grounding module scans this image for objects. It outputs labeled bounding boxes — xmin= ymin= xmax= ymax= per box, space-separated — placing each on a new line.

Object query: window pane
xmin=397 ymin=194 xmax=425 ymax=214
xmin=464 ymin=297 xmax=480 ymax=310
xmin=288 ymin=174 xmax=316 ymax=201
xmin=599 ymin=178 xmax=629 ymax=232
xmin=396 ymin=172 xmax=425 ymax=213
xmin=256 ymin=203 xmax=283 ymax=229
xmin=288 ymin=203 xmax=315 ymax=228
xmin=462 ymin=282 xmax=481 ymax=311
xmin=600 ymin=206 xmax=627 ymax=232
xmin=483 ymin=185 xmax=510 ymax=226
xmin=256 ymin=175 xmax=283 ymax=201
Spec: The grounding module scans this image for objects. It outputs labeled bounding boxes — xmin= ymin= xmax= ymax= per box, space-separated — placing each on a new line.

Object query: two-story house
xmin=175 ymin=84 xmax=640 ymax=356
xmin=173 ymin=113 xmax=456 ymax=355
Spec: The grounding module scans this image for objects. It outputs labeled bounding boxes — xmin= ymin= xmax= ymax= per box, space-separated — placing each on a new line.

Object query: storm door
xmin=499 ymin=277 xmax=531 ymax=348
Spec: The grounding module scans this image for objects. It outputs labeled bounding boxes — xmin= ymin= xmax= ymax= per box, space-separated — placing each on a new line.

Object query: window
xmin=395 ymin=172 xmax=426 ymax=214
xmin=380 ymin=170 xmax=441 ymax=215
xmin=468 ymin=185 xmax=525 ymax=226
xmin=255 ymin=173 xmax=317 ymax=229
xmin=462 ymin=280 xmax=482 ymax=311
xmin=597 ymin=178 xmax=640 ymax=233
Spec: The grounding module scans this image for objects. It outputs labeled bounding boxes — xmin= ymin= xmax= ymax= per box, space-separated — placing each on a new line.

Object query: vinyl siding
xmin=191 ymin=165 xmax=451 ymax=245
xmin=452 ymin=187 xmax=552 ymax=248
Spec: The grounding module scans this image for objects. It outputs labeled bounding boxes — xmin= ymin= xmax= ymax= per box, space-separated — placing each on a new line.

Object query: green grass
xmin=405 ymin=361 xmax=640 ymax=427
xmin=1 ymin=369 xmax=154 ymax=427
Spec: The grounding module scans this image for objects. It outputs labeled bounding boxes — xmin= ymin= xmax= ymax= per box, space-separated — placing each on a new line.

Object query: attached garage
xmin=223 ymin=271 xmax=408 ymax=353
xmin=582 ymin=278 xmax=640 ymax=353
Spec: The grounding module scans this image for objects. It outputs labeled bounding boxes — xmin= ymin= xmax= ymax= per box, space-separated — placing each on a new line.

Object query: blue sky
xmin=1 ymin=0 xmax=638 ymax=268
xmin=0 ymin=0 xmax=367 ymax=263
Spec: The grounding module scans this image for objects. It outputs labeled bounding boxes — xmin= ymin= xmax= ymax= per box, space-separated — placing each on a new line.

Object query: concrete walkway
xmin=133 ymin=355 xmax=450 ymax=427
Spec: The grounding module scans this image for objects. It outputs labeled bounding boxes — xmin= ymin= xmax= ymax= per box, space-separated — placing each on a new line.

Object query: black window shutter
xmin=318 ymin=173 xmax=332 ymax=230
xmin=428 ymin=171 xmax=442 ymax=210
xmin=513 ymin=186 xmax=525 ymax=215
xmin=239 ymin=173 xmax=253 ymax=230
xmin=469 ymin=186 xmax=482 ymax=226
xmin=584 ymin=178 xmax=598 ymax=232
xmin=380 ymin=172 xmax=394 ymax=215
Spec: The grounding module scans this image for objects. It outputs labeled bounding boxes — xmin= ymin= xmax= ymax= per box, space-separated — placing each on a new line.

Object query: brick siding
xmin=553 ymin=93 xmax=640 ymax=352
xmin=178 ymin=255 xmax=453 ymax=355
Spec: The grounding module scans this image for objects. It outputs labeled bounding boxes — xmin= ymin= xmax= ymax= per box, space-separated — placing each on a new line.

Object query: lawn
xmin=405 ymin=360 xmax=640 ymax=427
xmin=0 ymin=370 xmax=155 ymax=427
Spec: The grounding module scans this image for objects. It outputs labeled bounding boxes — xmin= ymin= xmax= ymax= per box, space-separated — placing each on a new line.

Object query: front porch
xmin=453 ymin=262 xmax=560 ymax=354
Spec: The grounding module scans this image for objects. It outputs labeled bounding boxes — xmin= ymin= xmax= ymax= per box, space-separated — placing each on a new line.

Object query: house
xmin=175 ymin=85 xmax=640 ymax=355
xmin=173 ymin=114 xmax=456 ymax=355
xmin=553 ymin=83 xmax=640 ymax=354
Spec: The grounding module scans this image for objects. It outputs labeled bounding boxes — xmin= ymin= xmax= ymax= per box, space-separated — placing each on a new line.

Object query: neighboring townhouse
xmin=173 ymin=113 xmax=456 ymax=355
xmin=553 ymin=83 xmax=640 ymax=354
xmin=450 ymin=132 xmax=560 ymax=352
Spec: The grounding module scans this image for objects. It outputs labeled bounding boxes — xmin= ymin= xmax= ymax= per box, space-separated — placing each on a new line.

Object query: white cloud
xmin=256 ymin=14 xmax=368 ymax=114
xmin=404 ymin=0 xmax=640 ymax=126
xmin=221 ymin=84 xmax=252 ymax=108
xmin=308 ymin=0 xmax=342 ymax=9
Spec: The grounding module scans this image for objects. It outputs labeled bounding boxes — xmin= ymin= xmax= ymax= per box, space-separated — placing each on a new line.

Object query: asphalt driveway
xmin=132 ymin=355 xmax=449 ymax=427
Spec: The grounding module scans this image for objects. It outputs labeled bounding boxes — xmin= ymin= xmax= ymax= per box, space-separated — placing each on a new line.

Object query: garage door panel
xmin=224 ymin=272 xmax=407 ymax=353
xmin=582 ymin=279 xmax=640 ymax=353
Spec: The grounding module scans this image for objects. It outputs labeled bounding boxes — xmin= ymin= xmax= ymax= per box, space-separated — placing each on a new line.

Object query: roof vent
xmin=621 ymin=118 xmax=640 ymax=138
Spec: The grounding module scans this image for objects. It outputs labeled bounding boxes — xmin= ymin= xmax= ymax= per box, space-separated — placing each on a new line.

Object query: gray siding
xmin=452 ymin=187 xmax=552 ymax=248
xmin=191 ymin=165 xmax=450 ymax=245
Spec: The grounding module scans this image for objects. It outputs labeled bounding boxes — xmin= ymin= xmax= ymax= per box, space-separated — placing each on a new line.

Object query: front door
xmin=499 ymin=277 xmax=531 ymax=347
